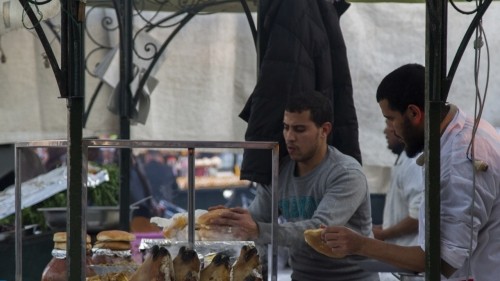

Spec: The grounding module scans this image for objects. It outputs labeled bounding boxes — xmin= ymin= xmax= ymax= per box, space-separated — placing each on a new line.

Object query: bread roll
xmin=153 ymin=210 xmax=207 ymax=239
xmin=197 ymin=208 xmax=230 ymax=226
xmin=92 ymin=230 xmax=135 ymax=265
xmin=53 ymin=232 xmax=91 ymax=243
xmin=155 ymin=209 xmax=236 ymax=241
xmin=197 ymin=208 xmax=239 ymax=241
xmin=303 ymin=228 xmax=345 ymax=258
xmin=162 ymin=215 xmax=188 ymax=238
xmin=54 ymin=242 xmax=92 ymax=251
xmin=96 ymin=230 xmax=136 ymax=242
xmin=52 ymin=232 xmax=92 ymax=251
xmin=52 ymin=232 xmax=67 ymax=242
xmin=93 ymin=241 xmax=132 ymax=251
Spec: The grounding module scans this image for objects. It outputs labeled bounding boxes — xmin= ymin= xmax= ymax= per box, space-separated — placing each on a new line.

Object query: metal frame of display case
xmin=15 ymin=139 xmax=279 ymax=281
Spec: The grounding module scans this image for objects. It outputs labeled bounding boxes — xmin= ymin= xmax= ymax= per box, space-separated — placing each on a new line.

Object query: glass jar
xmin=41 ymin=249 xmax=96 ymax=281
xmin=41 ymin=232 xmax=96 ymax=281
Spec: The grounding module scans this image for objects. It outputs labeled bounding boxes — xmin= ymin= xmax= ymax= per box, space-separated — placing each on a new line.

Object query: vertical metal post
xmin=187 ymin=148 xmax=196 ymax=248
xmin=270 ymin=144 xmax=279 ymax=281
xmin=14 ymin=147 xmax=22 ymax=281
xmin=118 ymin=0 xmax=134 ymax=231
xmin=66 ymin=0 xmax=86 ymax=276
xmin=425 ymin=0 xmax=447 ymax=280
xmin=67 ymin=99 xmax=85 ymax=281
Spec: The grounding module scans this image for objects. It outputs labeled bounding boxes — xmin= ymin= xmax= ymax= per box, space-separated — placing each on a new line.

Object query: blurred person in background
xmin=129 ymin=153 xmax=164 ymax=232
xmin=143 ymin=150 xmax=179 ymax=205
xmin=100 ymin=147 xmax=118 ymax=165
xmin=375 ymin=119 xmax=424 ymax=281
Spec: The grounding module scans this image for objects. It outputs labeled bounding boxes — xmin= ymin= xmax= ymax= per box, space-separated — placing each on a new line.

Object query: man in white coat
xmin=374 ymin=119 xmax=424 ymax=280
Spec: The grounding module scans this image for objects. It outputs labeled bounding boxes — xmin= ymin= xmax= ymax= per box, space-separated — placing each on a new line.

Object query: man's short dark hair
xmin=285 ymin=91 xmax=333 ymax=127
xmin=376 ymin=63 xmax=425 ymax=114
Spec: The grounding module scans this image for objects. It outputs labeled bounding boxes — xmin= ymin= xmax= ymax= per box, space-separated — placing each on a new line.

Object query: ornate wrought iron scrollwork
xmin=84 ymin=2 xmax=118 ymax=78
xmin=83 ymin=0 xmax=257 ymax=126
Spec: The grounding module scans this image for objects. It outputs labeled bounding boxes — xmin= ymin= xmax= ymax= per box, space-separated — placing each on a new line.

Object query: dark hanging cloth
xmin=239 ymin=0 xmax=361 ymax=185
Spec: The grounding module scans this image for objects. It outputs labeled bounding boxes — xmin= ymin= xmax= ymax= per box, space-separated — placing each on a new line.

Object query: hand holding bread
xmin=304 ymin=228 xmax=346 ymax=258
xmin=151 ymin=207 xmax=258 ymax=241
xmin=206 ymin=206 xmax=259 ymax=241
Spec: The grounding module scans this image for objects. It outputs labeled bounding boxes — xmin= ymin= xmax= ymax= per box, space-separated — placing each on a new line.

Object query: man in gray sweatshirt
xmin=212 ymin=91 xmax=378 ymax=280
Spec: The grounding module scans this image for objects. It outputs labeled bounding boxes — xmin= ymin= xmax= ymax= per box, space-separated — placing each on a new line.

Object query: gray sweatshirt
xmin=249 ymin=146 xmax=378 ymax=281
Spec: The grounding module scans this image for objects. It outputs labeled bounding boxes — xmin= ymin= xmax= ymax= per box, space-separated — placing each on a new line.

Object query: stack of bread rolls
xmin=41 ymin=232 xmax=96 ymax=281
xmin=91 ymin=230 xmax=136 ymax=265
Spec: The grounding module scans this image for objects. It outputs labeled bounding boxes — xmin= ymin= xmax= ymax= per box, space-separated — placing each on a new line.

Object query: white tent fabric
xmin=0 ymin=0 xmax=60 ymax=36
xmin=0 ymin=2 xmax=498 ymax=168
xmin=345 ymin=2 xmax=500 ymax=166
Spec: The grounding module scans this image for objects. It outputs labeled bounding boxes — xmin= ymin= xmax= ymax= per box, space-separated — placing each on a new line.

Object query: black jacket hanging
xmin=239 ymin=0 xmax=361 ymax=185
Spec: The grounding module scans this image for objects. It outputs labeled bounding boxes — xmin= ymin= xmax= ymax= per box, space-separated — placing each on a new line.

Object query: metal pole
xmin=270 ymin=144 xmax=279 ymax=281
xmin=188 ymin=148 xmax=196 ymax=248
xmin=14 ymin=147 xmax=22 ymax=281
xmin=118 ymin=0 xmax=134 ymax=231
xmin=425 ymin=0 xmax=446 ymax=279
xmin=66 ymin=0 xmax=86 ymax=277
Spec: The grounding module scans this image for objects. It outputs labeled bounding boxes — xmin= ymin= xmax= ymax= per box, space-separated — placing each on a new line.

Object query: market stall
xmin=1 ymin=0 xmax=499 ymax=280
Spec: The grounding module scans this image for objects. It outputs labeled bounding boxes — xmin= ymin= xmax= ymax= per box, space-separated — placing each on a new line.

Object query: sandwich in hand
xmin=152 ymin=208 xmax=238 ymax=241
xmin=151 ymin=210 xmax=207 ymax=240
xmin=303 ymin=228 xmax=345 ymax=258
xmin=196 ymin=208 xmax=237 ymax=241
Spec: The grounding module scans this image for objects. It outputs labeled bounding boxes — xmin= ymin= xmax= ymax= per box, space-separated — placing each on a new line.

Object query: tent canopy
xmin=0 ymin=2 xmax=498 ymax=167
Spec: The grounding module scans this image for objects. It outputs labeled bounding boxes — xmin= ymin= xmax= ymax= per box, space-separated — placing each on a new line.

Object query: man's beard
xmin=402 ymin=116 xmax=424 ymax=158
xmin=390 ymin=142 xmax=405 ymax=155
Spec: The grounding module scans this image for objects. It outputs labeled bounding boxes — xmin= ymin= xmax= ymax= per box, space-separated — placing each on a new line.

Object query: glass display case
xmin=13 ymin=139 xmax=279 ymax=281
